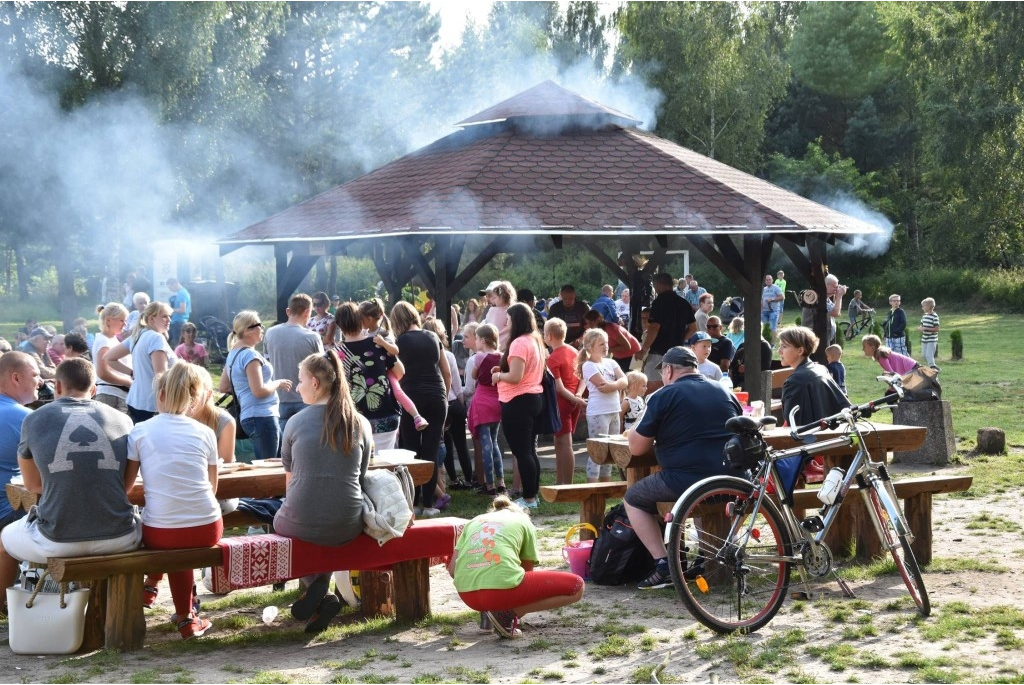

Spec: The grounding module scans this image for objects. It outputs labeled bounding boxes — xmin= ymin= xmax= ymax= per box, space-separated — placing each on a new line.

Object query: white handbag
xmin=7 ymin=571 xmax=90 ymax=655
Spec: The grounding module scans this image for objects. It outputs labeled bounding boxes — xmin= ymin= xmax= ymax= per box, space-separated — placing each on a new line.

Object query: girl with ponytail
xmin=272 ymin=350 xmax=373 ymax=633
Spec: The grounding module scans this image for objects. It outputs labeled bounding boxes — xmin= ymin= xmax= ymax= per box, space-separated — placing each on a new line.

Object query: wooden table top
xmin=587 ymin=422 xmax=928 ymax=470
xmin=6 ymin=456 xmax=434 ymax=511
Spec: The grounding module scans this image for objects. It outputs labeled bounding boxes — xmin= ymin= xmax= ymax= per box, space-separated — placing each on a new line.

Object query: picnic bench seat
xmin=46 ymin=516 xmax=467 ymax=653
xmin=539 ymin=482 xmax=628 ymax=539
xmin=789 ymin=474 xmax=972 ymax=564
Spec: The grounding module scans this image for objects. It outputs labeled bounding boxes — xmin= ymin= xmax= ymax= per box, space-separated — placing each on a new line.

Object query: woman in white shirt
xmin=93 ymin=302 xmax=130 ymax=413
xmin=125 ymin=363 xmax=221 ymax=640
xmin=104 ymin=301 xmax=177 ymax=424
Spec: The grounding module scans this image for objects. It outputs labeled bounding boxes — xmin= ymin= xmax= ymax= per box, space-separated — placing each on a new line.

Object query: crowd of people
xmin=0 ymin=267 xmax=944 ymax=638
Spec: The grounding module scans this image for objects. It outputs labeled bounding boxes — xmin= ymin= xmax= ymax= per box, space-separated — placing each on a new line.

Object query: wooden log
xmin=359 ymin=570 xmax=395 ymax=619
xmin=904 ymin=493 xmax=933 ymax=565
xmin=79 ymin=579 xmax=107 ymax=653
xmin=392 ymin=559 xmax=430 ymax=621
xmin=105 ymin=573 xmax=146 ymax=652
xmin=977 ymin=427 xmax=1005 ymax=455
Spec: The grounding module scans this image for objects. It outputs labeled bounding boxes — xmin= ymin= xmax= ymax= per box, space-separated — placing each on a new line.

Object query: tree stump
xmin=977 ymin=427 xmax=1006 ymax=455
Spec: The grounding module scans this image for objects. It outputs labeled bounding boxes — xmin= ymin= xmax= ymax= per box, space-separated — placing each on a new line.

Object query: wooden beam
xmin=742 ymin=235 xmax=766 ymax=403
xmin=688 ymin=234 xmax=747 ymax=286
xmin=582 ymin=240 xmax=630 ymax=283
xmin=448 ymin=236 xmax=510 ymax=295
xmin=274 ymin=244 xmax=318 ymax=324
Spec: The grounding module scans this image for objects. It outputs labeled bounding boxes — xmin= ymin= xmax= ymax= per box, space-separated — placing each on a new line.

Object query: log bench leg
xmin=903 ymin=493 xmax=932 ymax=565
xmin=80 ymin=579 xmax=108 ymax=653
xmin=106 ymin=572 xmax=146 ymax=651
xmin=580 ymin=496 xmax=608 ymax=540
xmin=359 ymin=571 xmax=395 ymax=619
xmin=392 ymin=559 xmax=429 ymax=621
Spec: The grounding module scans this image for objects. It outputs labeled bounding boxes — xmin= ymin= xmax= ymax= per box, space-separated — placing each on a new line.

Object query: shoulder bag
xmin=7 ymin=569 xmax=90 ymax=655
xmin=217 ymin=351 xmax=249 ymax=440
xmin=536 ymin=368 xmax=563 ymax=436
xmin=362 ymin=464 xmax=415 ymax=545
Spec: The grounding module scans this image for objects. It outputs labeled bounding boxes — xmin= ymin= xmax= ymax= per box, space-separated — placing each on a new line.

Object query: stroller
xmin=719 ymin=297 xmax=744 ymax=325
xmin=197 ymin=315 xmax=231 ymax=364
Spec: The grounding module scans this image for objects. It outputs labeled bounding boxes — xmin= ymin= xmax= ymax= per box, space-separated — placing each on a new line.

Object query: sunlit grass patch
xmin=806 ymin=643 xmax=857 ymax=671
xmin=588 ymin=634 xmax=635 ymax=659
xmin=966 ymin=513 xmax=1022 ymax=533
xmin=928 ymin=556 xmax=1009 ymax=573
xmin=917 ymin=603 xmax=1024 ymax=643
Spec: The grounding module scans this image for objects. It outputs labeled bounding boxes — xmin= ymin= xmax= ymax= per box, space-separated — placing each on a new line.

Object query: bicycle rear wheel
xmin=866 ymin=486 xmax=930 ymax=616
xmin=666 ymin=478 xmax=792 ymax=634
xmin=839 ymin=321 xmax=854 ymax=341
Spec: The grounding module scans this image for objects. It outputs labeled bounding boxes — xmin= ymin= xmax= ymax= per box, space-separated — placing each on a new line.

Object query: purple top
xmin=878 ymin=351 xmax=918 ymax=375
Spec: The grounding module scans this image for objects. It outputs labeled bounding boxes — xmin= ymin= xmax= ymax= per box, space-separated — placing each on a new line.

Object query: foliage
xmin=613 ymin=1 xmax=792 ymax=169
xmin=950 ymin=330 xmax=963 ymax=361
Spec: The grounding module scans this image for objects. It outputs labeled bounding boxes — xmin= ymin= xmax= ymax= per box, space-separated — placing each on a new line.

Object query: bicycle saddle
xmin=725 ymin=415 xmax=777 ymax=434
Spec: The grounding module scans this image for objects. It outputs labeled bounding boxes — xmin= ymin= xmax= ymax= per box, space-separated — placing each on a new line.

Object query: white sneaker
xmin=416 ymin=507 xmax=441 ymax=518
xmin=247 ymin=525 xmax=267 ymax=535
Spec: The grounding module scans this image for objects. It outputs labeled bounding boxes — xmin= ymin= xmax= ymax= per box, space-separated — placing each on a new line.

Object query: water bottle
xmin=817 ymin=467 xmax=845 ymax=505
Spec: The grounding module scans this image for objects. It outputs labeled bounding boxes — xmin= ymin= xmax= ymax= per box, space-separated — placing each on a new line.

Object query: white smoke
xmin=815 ymin=192 xmax=895 ymax=257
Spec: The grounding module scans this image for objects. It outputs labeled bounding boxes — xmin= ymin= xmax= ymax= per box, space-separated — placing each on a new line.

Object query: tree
xmin=613 ymin=1 xmax=791 ymax=171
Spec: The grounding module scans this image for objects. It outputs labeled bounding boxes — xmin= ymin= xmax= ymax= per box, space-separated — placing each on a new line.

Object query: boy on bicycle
xmin=848 ymin=290 xmax=872 ymax=325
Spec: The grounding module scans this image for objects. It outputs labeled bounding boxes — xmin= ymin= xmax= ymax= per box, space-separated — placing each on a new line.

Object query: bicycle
xmin=839 ymin=308 xmax=875 ymax=341
xmin=663 ymin=376 xmax=929 ymax=634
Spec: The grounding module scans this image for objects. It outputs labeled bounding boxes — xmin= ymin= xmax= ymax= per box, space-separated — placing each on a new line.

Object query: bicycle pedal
xmin=800 ymin=516 xmax=824 ymax=533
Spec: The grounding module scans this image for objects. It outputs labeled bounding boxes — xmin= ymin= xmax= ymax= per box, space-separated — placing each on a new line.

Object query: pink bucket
xmin=562 ymin=524 xmax=598 ymax=579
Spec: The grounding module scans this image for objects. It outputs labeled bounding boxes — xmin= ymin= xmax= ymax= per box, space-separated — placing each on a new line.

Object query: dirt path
xmin=5 ymin=468 xmax=1023 ymax=684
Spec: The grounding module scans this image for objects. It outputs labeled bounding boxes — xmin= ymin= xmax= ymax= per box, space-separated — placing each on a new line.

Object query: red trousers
xmin=458 ymin=570 xmax=583 ymax=612
xmin=143 ymin=520 xmax=223 ymax=618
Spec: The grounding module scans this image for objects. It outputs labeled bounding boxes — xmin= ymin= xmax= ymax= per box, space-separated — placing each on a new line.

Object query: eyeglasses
xmin=246 ymin=322 xmax=264 ymax=330
xmin=707 ymin=324 xmax=721 ymax=329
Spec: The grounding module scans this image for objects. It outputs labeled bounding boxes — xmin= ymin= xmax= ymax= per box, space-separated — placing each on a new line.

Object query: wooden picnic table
xmin=6 ymin=455 xmax=434 ymax=512
xmin=587 ymin=423 xmax=927 ymax=559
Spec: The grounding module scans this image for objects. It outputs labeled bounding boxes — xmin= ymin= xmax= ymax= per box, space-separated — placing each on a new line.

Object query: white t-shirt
xmin=583 ymin=358 xmax=621 ymax=416
xmin=463 ymin=354 xmax=478 ymax=399
xmin=128 ymin=414 xmax=220 ymax=529
xmin=93 ymin=331 xmax=129 ymax=400
xmin=698 ymin=360 xmax=723 ymax=382
xmin=444 ymin=350 xmax=462 ymax=402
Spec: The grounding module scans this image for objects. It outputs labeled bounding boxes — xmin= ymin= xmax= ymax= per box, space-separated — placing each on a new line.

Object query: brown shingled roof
xmin=222 ymin=82 xmax=881 ymax=245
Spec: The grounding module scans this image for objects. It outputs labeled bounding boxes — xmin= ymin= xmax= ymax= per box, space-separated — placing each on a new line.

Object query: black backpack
xmin=589 ymin=503 xmax=654 ymax=586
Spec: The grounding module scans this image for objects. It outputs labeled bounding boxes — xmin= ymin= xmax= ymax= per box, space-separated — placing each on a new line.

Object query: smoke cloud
xmin=814 ymin=192 xmax=895 ymax=257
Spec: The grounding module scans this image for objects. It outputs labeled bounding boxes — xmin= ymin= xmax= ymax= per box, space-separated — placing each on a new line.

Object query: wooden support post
xmin=904 ymin=493 xmax=932 ymax=565
xmin=359 ymin=570 xmax=395 ymax=619
xmin=580 ymin=497 xmax=606 ymax=538
xmin=105 ymin=573 xmax=146 ymax=652
xmin=392 ymin=559 xmax=430 ymax=621
xmin=79 ymin=579 xmax=107 ymax=653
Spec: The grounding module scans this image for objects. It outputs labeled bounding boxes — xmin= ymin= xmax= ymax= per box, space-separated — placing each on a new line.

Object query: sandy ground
xmin=4 ymin=456 xmax=1023 ymax=684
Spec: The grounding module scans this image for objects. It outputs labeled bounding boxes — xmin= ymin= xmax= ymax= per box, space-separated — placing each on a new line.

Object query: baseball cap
xmin=687 ymin=331 xmax=713 ymax=346
xmin=29 ymin=327 xmax=53 ymax=340
xmin=656 ymin=346 xmax=698 ymax=369
xmin=478 ymin=280 xmax=502 ymax=296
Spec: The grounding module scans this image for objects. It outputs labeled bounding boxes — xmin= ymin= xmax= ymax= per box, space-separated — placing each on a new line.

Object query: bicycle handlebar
xmin=788 ymin=393 xmax=901 ymax=439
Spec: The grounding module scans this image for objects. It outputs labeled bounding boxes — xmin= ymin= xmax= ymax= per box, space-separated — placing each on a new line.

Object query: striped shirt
xmin=920 ymin=312 xmax=940 ymax=343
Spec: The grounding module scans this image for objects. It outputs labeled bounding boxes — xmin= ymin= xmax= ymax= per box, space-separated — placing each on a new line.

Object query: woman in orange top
xmin=491 ymin=303 xmax=546 ymax=509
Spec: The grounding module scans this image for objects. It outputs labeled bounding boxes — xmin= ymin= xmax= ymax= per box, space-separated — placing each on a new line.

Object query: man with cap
xmin=625 ymin=345 xmax=741 ymax=590
xmin=21 ymin=327 xmax=56 ymax=380
xmin=547 ymin=284 xmax=590 ymax=347
xmin=0 ymin=352 xmax=41 ymax=533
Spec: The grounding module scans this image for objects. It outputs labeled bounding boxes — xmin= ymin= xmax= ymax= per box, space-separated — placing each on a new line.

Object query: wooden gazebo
xmin=219 ymin=81 xmax=882 ymax=401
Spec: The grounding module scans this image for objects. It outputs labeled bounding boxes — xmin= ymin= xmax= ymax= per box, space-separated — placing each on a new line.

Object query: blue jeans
xmin=761 ymin=309 xmax=780 ymax=332
xmin=278 ymin=401 xmax=305 ymax=433
xmin=478 ymin=423 xmax=503 ymax=486
xmin=241 ymin=415 xmax=281 ymax=461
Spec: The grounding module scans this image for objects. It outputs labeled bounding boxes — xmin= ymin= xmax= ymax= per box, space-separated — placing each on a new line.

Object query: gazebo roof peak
xmin=455 ymin=80 xmax=641 ymax=129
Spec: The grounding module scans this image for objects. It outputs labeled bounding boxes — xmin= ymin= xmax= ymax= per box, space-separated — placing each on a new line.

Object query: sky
xmin=429 ymin=0 xmax=494 ymax=47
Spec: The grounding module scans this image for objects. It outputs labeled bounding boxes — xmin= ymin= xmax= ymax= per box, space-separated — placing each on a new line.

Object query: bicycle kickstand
xmin=832 ymin=569 xmax=856 ymax=599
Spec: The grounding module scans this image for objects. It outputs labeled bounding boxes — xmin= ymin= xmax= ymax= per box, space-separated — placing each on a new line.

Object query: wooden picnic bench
xmin=539 ymin=482 xmax=627 ymax=539
xmin=46 ymin=517 xmax=466 ymax=653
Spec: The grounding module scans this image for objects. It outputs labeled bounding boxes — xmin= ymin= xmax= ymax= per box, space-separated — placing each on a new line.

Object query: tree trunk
xmin=55 ymin=248 xmax=78 ymax=332
xmin=14 ymin=245 xmax=29 ymax=299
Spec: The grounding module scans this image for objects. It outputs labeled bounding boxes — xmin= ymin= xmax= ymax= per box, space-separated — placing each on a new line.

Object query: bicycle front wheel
xmin=866 ymin=486 xmax=930 ymax=616
xmin=666 ymin=478 xmax=792 ymax=634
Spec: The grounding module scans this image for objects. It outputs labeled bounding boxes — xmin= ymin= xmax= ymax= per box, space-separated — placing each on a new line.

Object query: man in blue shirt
xmin=761 ymin=274 xmax=785 ymax=340
xmin=682 ymin=279 xmax=706 ymax=312
xmin=0 ymin=352 xmax=41 ymax=531
xmin=166 ymin=277 xmax=191 ymax=348
xmin=591 ymin=284 xmax=620 ymax=325
xmin=625 ymin=346 xmax=741 ymax=589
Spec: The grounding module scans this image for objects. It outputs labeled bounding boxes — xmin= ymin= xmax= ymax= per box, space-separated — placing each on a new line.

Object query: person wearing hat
xmin=22 ymin=327 xmax=57 ymax=380
xmin=625 ymin=345 xmax=741 ymax=590
xmin=687 ymin=331 xmax=722 ymax=382
xmin=329 ymin=295 xmax=341 ymax=315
